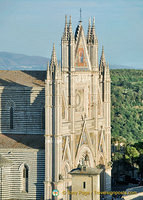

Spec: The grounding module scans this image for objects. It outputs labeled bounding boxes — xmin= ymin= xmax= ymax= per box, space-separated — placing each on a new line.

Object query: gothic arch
xmin=19 ymin=163 xmax=29 ymax=192
xmin=75 ymin=144 xmax=95 ymax=168
xmin=5 ymin=99 xmax=16 ymax=110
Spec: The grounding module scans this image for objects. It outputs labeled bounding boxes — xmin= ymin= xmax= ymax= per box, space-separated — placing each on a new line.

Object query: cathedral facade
xmin=0 ymin=16 xmax=111 ymax=200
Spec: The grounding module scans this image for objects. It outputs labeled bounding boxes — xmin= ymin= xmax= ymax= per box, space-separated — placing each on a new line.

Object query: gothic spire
xmin=101 ymin=46 xmax=106 ymax=64
xmin=68 ymin=16 xmax=74 ymax=40
xmin=91 ymin=17 xmax=97 ymax=44
xmin=99 ymin=46 xmax=106 ymax=72
xmin=87 ymin=18 xmax=91 ymax=44
xmin=50 ymin=43 xmax=58 ymax=69
xmin=68 ymin=16 xmax=72 ymax=33
xmin=106 ymin=62 xmax=110 ymax=74
xmin=80 ymin=8 xmax=82 ymax=23
xmin=62 ymin=15 xmax=68 ymax=40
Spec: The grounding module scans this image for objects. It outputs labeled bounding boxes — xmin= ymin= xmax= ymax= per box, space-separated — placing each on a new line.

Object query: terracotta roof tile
xmin=0 ymin=134 xmax=45 ymax=149
xmin=0 ymin=70 xmax=46 ymax=87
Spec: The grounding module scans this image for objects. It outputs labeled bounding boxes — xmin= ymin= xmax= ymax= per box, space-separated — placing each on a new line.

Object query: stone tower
xmin=45 ymin=16 xmax=111 ymax=200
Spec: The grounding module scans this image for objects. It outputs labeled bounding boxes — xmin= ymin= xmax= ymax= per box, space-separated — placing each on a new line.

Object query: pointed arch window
xmin=23 ymin=165 xmax=28 ymax=192
xmin=42 ymin=107 xmax=45 ymax=130
xmin=10 ymin=107 xmax=13 ymax=129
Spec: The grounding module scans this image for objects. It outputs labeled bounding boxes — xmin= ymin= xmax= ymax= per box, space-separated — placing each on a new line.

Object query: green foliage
xmin=125 ymin=146 xmax=139 ymax=164
xmin=112 ymin=152 xmax=123 ymax=162
xmin=111 ymin=69 xmax=143 ymax=143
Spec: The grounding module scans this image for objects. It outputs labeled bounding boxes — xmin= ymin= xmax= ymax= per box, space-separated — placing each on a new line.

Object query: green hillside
xmin=111 ymin=69 xmax=143 ymax=143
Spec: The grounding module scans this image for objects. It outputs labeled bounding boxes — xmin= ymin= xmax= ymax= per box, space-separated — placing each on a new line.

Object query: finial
xmin=102 ymin=45 xmax=104 ymax=53
xmin=68 ymin=16 xmax=74 ymax=40
xmin=50 ymin=43 xmax=58 ymax=67
xmin=69 ymin=16 xmax=72 ymax=25
xmin=69 ymin=16 xmax=72 ymax=32
xmin=89 ymin=17 xmax=91 ymax=26
xmin=65 ymin=15 xmax=67 ymax=25
xmin=93 ymin=17 xmax=95 ymax=26
xmin=107 ymin=62 xmax=110 ymax=73
xmin=91 ymin=17 xmax=97 ymax=44
xmin=62 ymin=15 xmax=68 ymax=40
xmin=52 ymin=43 xmax=56 ymax=58
xmin=102 ymin=45 xmax=105 ymax=58
xmin=80 ymin=8 xmax=82 ymax=22
xmin=100 ymin=45 xmax=106 ymax=66
xmin=87 ymin=17 xmax=91 ymax=44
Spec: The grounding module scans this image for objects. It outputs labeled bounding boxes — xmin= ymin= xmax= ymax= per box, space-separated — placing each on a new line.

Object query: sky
xmin=0 ymin=0 xmax=143 ymax=67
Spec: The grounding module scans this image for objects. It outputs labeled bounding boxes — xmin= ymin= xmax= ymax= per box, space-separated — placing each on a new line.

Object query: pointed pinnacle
xmin=80 ymin=8 xmax=82 ymax=22
xmin=93 ymin=17 xmax=95 ymax=27
xmin=107 ymin=62 xmax=110 ymax=73
xmin=89 ymin=17 xmax=91 ymax=26
xmin=101 ymin=46 xmax=105 ymax=59
xmin=50 ymin=43 xmax=58 ymax=66
xmin=87 ymin=17 xmax=91 ymax=43
xmin=65 ymin=15 xmax=67 ymax=25
xmin=52 ymin=43 xmax=56 ymax=58
xmin=62 ymin=15 xmax=68 ymax=39
xmin=100 ymin=45 xmax=106 ymax=65
xmin=69 ymin=16 xmax=72 ymax=33
xmin=69 ymin=16 xmax=72 ymax=24
xmin=68 ymin=16 xmax=74 ymax=40
xmin=91 ymin=17 xmax=97 ymax=43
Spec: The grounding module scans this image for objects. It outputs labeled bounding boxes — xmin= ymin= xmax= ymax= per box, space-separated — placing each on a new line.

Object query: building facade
xmin=45 ymin=16 xmax=111 ymax=200
xmin=0 ymin=16 xmax=111 ymax=200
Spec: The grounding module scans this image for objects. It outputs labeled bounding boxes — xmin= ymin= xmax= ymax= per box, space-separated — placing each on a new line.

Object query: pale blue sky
xmin=0 ymin=0 xmax=143 ymax=67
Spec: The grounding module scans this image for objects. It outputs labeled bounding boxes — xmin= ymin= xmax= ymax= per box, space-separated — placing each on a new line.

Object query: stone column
xmin=45 ymin=79 xmax=52 ymax=200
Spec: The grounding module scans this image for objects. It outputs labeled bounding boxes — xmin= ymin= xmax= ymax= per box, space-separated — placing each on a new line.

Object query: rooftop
xmin=0 ymin=134 xmax=45 ymax=149
xmin=0 ymin=70 xmax=46 ymax=87
xmin=69 ymin=166 xmax=102 ymax=176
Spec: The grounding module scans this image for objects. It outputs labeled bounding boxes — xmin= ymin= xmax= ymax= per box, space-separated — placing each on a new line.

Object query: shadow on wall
xmin=0 ymin=70 xmax=46 ymax=199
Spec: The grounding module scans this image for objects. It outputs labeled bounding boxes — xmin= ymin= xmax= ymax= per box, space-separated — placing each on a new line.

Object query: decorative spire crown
xmin=87 ymin=17 xmax=91 ymax=44
xmin=50 ymin=43 xmax=58 ymax=68
xmin=91 ymin=17 xmax=97 ymax=44
xmin=68 ymin=16 xmax=74 ymax=40
xmin=101 ymin=46 xmax=106 ymax=64
xmin=62 ymin=15 xmax=68 ymax=40
xmin=68 ymin=16 xmax=72 ymax=33
xmin=99 ymin=46 xmax=106 ymax=73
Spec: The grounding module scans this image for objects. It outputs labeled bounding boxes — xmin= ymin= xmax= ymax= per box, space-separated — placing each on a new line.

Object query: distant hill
xmin=0 ymin=52 xmax=142 ymax=70
xmin=110 ymin=64 xmax=143 ymax=70
xmin=0 ymin=52 xmax=49 ymax=70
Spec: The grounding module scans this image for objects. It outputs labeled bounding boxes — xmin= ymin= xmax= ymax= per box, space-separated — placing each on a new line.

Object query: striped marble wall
xmin=0 ymin=149 xmax=45 ymax=200
xmin=0 ymin=86 xmax=45 ymax=135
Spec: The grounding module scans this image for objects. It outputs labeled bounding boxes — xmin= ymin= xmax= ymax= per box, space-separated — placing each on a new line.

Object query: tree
xmin=125 ymin=146 xmax=139 ymax=177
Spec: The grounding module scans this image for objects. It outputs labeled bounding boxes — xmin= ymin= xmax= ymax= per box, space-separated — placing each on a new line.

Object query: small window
xmin=23 ymin=165 xmax=28 ymax=192
xmin=42 ymin=107 xmax=45 ymax=130
xmin=83 ymin=182 xmax=86 ymax=189
xmin=10 ymin=107 xmax=13 ymax=129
